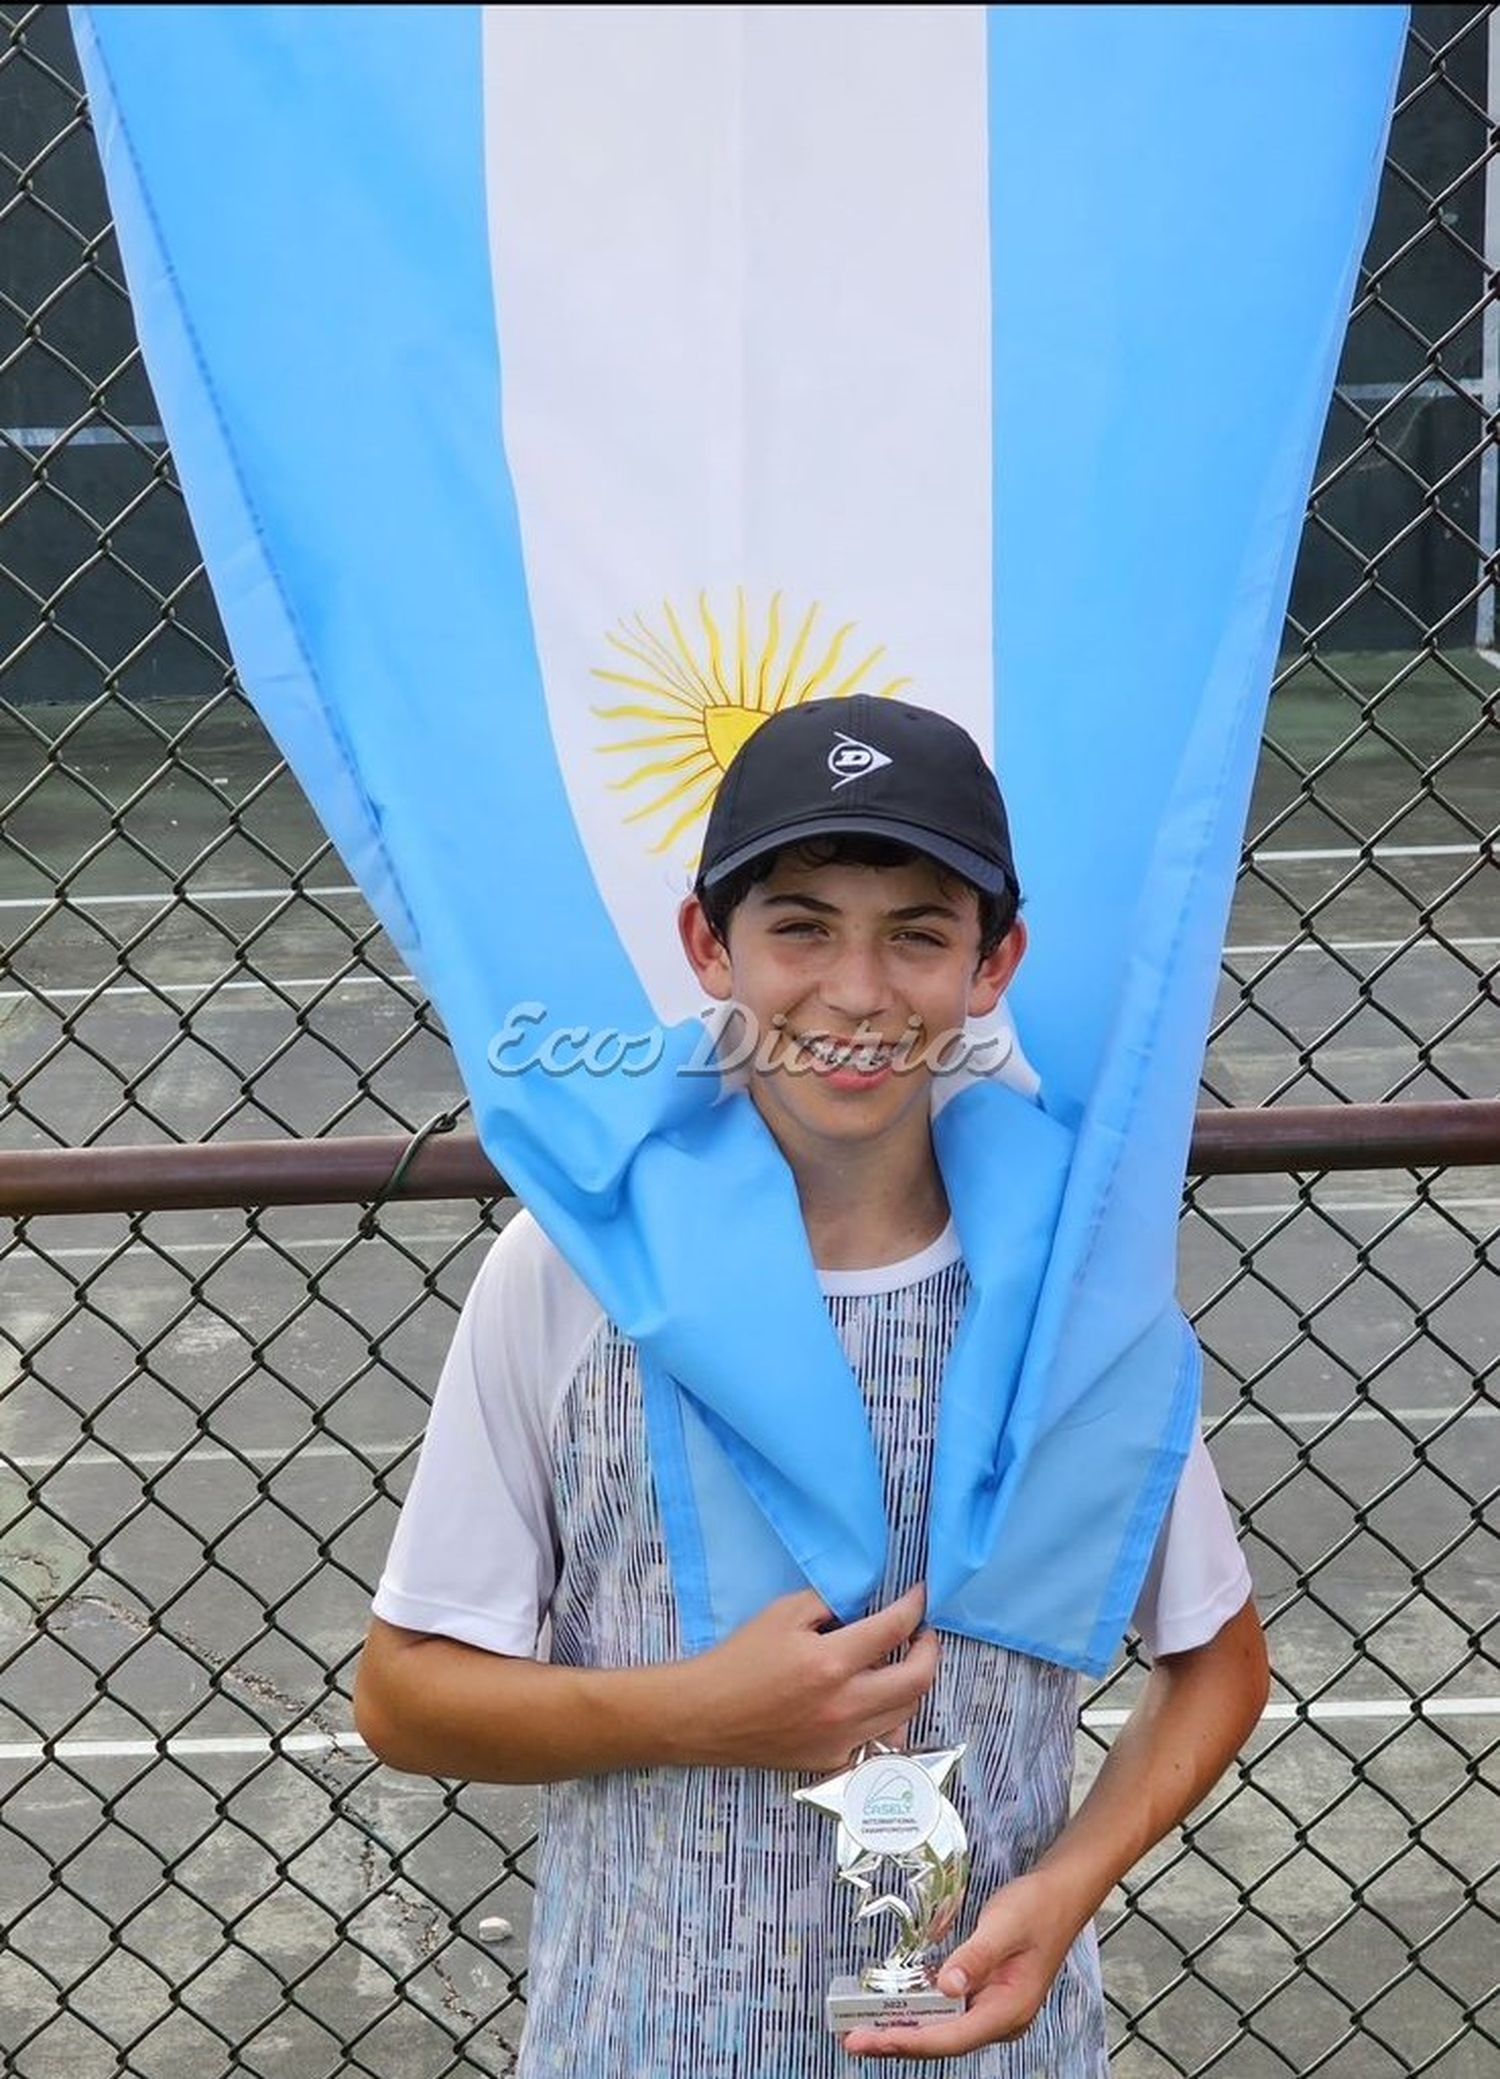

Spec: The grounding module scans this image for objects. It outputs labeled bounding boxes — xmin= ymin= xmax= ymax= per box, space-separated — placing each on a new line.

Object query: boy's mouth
xmin=790 ymin=1029 xmax=899 ymax=1076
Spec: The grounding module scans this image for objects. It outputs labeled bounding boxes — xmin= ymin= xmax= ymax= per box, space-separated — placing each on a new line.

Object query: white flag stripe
xmin=482 ymin=5 xmax=992 ymax=1018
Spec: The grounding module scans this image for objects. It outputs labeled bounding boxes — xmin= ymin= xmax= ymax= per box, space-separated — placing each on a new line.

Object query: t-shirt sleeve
xmin=371 ymin=1210 xmax=603 ymax=1659
xmin=1131 ymin=1431 xmax=1253 ymax=1659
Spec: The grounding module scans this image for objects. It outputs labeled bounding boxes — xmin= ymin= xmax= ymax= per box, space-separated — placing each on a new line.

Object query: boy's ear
xmin=678 ymin=894 xmax=735 ymax=1002
xmin=967 ymin=919 xmax=1027 ymax=1020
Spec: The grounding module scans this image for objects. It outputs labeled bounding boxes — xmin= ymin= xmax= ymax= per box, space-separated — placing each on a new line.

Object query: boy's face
xmin=679 ymin=850 xmax=1025 ymax=1159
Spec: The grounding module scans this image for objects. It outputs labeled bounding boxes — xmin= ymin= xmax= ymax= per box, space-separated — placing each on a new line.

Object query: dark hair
xmin=696 ymin=833 xmax=1021 ymax=959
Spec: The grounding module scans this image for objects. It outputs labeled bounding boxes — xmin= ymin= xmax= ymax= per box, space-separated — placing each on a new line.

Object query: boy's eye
xmin=893 ymin=928 xmax=947 ymax=947
xmin=771 ymin=919 xmax=827 ymax=937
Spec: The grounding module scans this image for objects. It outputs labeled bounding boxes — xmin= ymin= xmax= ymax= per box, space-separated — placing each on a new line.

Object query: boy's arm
xmin=354 ymin=1581 xmax=939 ymax=1780
xmin=359 ymin=1216 xmax=932 ymax=1780
xmin=843 ymin=1595 xmax=1270 ymax=2062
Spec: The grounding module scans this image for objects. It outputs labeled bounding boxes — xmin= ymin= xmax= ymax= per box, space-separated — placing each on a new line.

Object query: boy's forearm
xmin=354 ymin=1619 xmax=702 ymax=1783
xmin=354 ymin=1585 xmax=939 ymax=1782
xmin=1036 ymin=1597 xmax=1270 ymax=1928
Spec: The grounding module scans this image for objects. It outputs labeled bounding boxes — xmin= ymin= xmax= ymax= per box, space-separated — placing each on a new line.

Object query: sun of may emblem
xmin=592 ymin=590 xmax=910 ymax=858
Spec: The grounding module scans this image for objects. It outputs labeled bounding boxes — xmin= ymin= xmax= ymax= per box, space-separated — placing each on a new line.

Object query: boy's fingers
xmin=831 ymin=1583 xmax=927 ymax=1668
xmin=892 ymin=1648 xmax=941 ymax=1715
xmin=850 ymin=1636 xmax=940 ymax=1735
xmin=871 ymin=1624 xmax=940 ymax=1695
xmin=778 ymin=1587 xmax=836 ymax=1631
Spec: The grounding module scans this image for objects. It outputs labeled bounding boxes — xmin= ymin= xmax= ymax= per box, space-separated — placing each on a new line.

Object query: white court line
xmin=5 ymin=941 xmax=1495 ymax=1007
xmin=1 ymin=1696 xmax=1496 ymax=1764
xmin=1 ymin=423 xmax=168 ymax=449
xmin=1208 ymin=1403 xmax=1496 ymax=1431
xmin=4 ymin=1405 xmax=1491 ymax=1475
xmin=1080 ymin=1696 xmax=1500 ymax=1730
xmin=0 ymin=971 xmax=417 ymax=1005
xmin=5 ymin=1439 xmax=416 ymax=1471
xmin=3 ymin=1412 xmax=1486 ymax=1477
xmin=0 ymin=885 xmax=361 ymax=911
xmin=12 ymin=1199 xmax=1499 ymax=1269
xmin=1225 ymin=937 xmax=1499 ymax=957
xmin=1341 ymin=376 xmax=1485 ymax=402
xmin=1248 ymin=843 xmax=1486 ymax=863
xmin=10 ymin=1230 xmax=480 ymax=1262
xmin=0 ymin=1731 xmax=368 ymax=1764
xmin=1188 ymin=1197 xmax=1500 ymax=1218
xmin=0 ymin=839 xmax=1489 ymax=916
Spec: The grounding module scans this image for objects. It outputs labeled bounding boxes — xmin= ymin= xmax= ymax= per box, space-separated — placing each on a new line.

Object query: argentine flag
xmin=74 ymin=5 xmax=1406 ymax=1673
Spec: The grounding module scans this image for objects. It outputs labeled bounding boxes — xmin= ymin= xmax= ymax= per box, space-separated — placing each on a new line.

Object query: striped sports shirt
xmin=375 ymin=1214 xmax=1249 ymax=2077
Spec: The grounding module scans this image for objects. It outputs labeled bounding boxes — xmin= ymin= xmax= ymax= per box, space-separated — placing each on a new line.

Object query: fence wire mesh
xmin=0 ymin=4 xmax=1496 ymax=2075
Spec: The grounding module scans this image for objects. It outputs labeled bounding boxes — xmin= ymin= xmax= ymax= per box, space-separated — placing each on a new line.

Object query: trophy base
xmin=826 ymin=1975 xmax=966 ymax=2034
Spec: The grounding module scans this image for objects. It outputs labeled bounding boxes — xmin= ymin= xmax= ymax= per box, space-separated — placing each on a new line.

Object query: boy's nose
xmin=821 ymin=943 xmax=891 ymax=1023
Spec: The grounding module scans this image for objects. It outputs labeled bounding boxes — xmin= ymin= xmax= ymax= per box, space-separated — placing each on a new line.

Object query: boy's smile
xmin=680 ymin=851 xmax=1025 ymax=1162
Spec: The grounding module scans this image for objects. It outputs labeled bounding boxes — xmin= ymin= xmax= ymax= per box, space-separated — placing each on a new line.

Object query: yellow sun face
xmin=592 ymin=590 xmax=909 ymax=859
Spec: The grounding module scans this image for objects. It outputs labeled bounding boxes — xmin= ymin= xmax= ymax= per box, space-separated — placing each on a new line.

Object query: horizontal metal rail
xmin=2 ymin=1100 xmax=1498 ymax=1217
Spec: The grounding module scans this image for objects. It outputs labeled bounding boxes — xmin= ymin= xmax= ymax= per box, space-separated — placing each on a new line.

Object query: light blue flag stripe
xmin=939 ymin=5 xmax=1408 ymax=1661
xmin=73 ymin=4 xmax=1407 ymax=1674
xmin=75 ymin=9 xmax=647 ymax=1062
xmin=73 ymin=1 xmax=894 ymax=1634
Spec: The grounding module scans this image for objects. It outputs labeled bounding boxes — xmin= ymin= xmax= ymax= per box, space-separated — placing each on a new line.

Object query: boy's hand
xmin=682 ymin=1582 xmax=938 ymax=1772
xmin=840 ymin=1599 xmax=1273 ymax=2060
xmin=840 ymin=1868 xmax=1080 ymax=2061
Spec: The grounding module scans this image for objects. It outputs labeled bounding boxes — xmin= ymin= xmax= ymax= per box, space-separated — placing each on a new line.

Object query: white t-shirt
xmin=375 ymin=1211 xmax=1249 ymax=1663
xmin=374 ymin=1211 xmax=1251 ymax=2079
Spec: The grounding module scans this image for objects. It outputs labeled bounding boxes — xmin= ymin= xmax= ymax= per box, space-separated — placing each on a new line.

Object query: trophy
xmin=794 ymin=1743 xmax=970 ymax=2032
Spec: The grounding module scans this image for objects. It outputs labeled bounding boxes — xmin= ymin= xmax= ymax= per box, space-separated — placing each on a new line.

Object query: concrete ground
xmin=0 ymin=658 xmax=1496 ymax=2075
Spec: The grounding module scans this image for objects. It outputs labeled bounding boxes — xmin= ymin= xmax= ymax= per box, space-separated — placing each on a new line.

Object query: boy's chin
xmin=751 ymin=1068 xmax=934 ymax=1140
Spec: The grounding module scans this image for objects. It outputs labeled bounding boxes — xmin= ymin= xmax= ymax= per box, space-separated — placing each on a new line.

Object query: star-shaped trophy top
xmin=795 ymin=1744 xmax=965 ymax=1861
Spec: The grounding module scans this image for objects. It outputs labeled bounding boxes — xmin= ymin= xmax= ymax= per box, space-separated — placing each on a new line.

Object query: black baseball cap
xmin=695 ymin=693 xmax=1018 ymax=905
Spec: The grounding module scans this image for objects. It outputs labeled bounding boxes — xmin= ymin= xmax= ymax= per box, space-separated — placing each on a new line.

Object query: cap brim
xmin=698 ymin=814 xmax=1015 ymax=898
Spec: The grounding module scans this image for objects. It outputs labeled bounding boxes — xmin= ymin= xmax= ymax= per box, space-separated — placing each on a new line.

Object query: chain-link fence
xmin=1 ymin=4 xmax=1497 ymax=2074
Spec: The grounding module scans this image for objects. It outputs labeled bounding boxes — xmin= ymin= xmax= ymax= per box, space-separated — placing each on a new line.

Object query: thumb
xmin=936 ymin=1893 xmax=1028 ymax=1998
xmin=835 ymin=1580 xmax=927 ymax=1665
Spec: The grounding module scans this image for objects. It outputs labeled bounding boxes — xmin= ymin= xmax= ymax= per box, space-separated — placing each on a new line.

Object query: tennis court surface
xmin=2 ymin=649 xmax=1496 ymax=2077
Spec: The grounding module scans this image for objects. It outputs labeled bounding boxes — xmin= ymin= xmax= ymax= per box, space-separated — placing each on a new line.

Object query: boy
xmin=355 ymin=695 xmax=1269 ymax=2076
